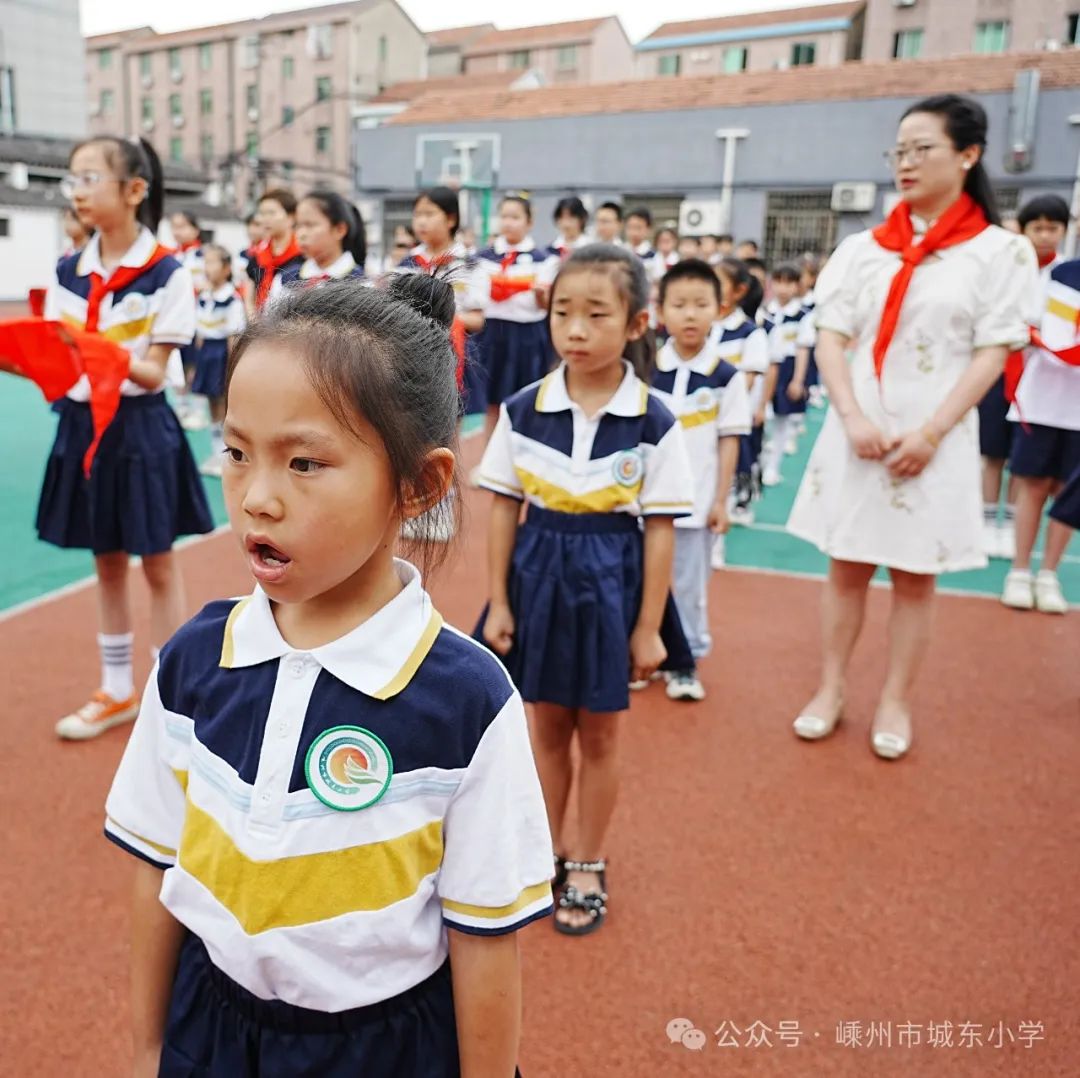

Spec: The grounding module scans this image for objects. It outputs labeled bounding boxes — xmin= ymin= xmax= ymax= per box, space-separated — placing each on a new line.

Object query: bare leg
xmin=798 ymin=558 xmax=876 ymax=721
xmin=558 ymin=708 xmax=621 ymax=930
xmin=873 ymin=568 xmax=936 ymax=753
xmin=981 ymin=456 xmax=1004 ymax=506
xmin=529 ymin=703 xmax=577 ymax=860
xmin=1042 ymin=518 xmax=1074 ymax=573
xmin=141 ymin=551 xmax=186 ymax=652
xmin=1012 ymin=476 xmax=1053 ymax=571
xmin=95 ymin=552 xmax=131 ymax=636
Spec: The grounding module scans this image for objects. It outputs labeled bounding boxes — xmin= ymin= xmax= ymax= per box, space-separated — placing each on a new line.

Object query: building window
xmin=169 ymin=93 xmax=182 ymax=118
xmin=141 ymin=96 xmax=153 ymax=123
xmin=100 ymin=89 xmax=114 ymax=115
xmin=246 ymin=84 xmax=258 ymax=110
xmin=509 ymin=50 xmax=531 ymax=70
xmin=169 ymin=137 xmax=183 ymax=162
xmin=315 ymin=125 xmax=331 ymax=154
xmin=246 ymin=131 xmax=259 ymax=158
xmin=199 ymin=43 xmax=212 ymax=71
xmin=723 ymin=47 xmax=747 ymax=73
xmin=168 ymin=47 xmax=181 ymax=77
xmin=556 ymin=45 xmax=577 ymax=71
xmin=283 ymin=55 xmax=294 ymax=79
xmin=316 ymin=75 xmax=332 ymax=101
xmin=892 ymin=29 xmax=924 ymax=59
xmin=0 ymin=217 xmax=9 ymax=238
xmin=98 ymin=48 xmax=113 ymax=70
xmin=1069 ymin=14 xmax=1080 ymax=45
xmin=200 ymin=89 xmax=213 ymax=116
xmin=657 ymin=54 xmax=681 ymax=76
xmin=282 ymin=105 xmax=295 ymax=127
xmin=243 ymin=36 xmax=260 ymax=69
xmin=282 ymin=161 xmax=295 ymax=181
xmin=200 ymin=134 xmax=213 ymax=162
xmin=139 ymin=53 xmax=152 ymax=78
xmin=791 ymin=42 xmax=816 ymax=66
xmin=974 ymin=21 xmax=1010 ymax=53
xmin=378 ymin=35 xmax=389 ymax=62
xmin=0 ymin=65 xmax=14 ymax=134
xmin=310 ymin=23 xmax=333 ymax=59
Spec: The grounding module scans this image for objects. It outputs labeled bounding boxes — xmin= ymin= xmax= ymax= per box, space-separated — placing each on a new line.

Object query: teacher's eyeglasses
xmin=883 ymin=142 xmax=947 ymax=169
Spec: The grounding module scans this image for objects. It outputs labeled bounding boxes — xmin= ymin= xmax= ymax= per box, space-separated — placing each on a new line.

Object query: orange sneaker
xmin=55 ymin=690 xmax=139 ymax=740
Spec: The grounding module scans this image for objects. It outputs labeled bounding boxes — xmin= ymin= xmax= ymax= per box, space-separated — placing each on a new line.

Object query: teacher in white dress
xmin=786 ymin=94 xmax=1036 ymax=761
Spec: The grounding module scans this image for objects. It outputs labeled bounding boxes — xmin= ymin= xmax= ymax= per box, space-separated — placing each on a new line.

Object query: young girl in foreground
xmin=477 ymin=245 xmax=693 ymax=935
xmin=105 ymin=277 xmax=553 ymax=1077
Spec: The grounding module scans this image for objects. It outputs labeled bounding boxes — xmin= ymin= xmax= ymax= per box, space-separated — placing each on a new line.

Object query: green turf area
xmin=0 ymin=384 xmax=1076 ymax=611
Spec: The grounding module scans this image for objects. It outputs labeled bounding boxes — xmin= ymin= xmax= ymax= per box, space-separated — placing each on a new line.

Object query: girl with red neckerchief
xmin=786 ymin=94 xmax=1037 ymax=761
xmin=245 ymin=188 xmax=303 ymax=314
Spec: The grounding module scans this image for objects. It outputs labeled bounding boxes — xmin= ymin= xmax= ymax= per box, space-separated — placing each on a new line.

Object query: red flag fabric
xmin=0 ymin=318 xmax=130 ymax=476
xmin=870 ymin=193 xmax=989 ymax=382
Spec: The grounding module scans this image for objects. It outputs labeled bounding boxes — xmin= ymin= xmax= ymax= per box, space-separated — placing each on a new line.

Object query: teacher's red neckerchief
xmin=254 ymin=236 xmax=301 ymax=308
xmin=870 ymin=193 xmax=989 ymax=382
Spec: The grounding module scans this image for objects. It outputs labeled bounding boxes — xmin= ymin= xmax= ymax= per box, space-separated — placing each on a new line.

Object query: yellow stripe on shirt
xmin=1046 ymin=296 xmax=1079 ymax=326
xmin=101 ymin=315 xmax=155 ymax=344
xmin=442 ymin=880 xmax=552 ymax=921
xmin=679 ymin=405 xmax=720 ymax=430
xmin=178 ymin=800 xmax=444 ymax=935
xmin=515 ymin=467 xmax=641 ymax=514
xmin=371 ymin=610 xmax=444 ymax=700
xmin=219 ymin=597 xmax=252 ymax=668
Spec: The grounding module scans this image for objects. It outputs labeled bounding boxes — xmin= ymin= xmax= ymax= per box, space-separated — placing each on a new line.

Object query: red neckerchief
xmin=176 ymin=240 xmax=201 ymax=254
xmin=490 ymin=248 xmax=534 ymax=303
xmin=255 ymin=236 xmax=301 ymax=308
xmin=1037 ymin=250 xmax=1057 ymax=269
xmin=409 ymin=250 xmax=467 ymax=390
xmin=870 ymin=193 xmax=989 ymax=381
xmin=413 ymin=250 xmax=455 ymax=271
xmin=85 ymin=244 xmax=173 ymax=333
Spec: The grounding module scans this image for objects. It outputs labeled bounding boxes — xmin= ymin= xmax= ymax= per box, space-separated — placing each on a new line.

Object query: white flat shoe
xmin=793 ymin=702 xmax=842 ymax=741
xmin=871 ymin=731 xmax=911 ymax=760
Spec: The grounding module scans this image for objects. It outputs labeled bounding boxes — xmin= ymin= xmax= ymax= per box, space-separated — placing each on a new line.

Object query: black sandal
xmin=553 ymin=854 xmax=568 ymax=893
xmin=554 ymin=859 xmax=607 ymax=937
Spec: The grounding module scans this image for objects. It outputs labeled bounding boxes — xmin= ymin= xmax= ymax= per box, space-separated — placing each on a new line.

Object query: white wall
xmin=0 ymin=205 xmax=62 ymax=300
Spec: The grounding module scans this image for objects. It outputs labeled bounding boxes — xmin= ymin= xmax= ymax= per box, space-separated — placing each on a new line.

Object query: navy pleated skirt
xmin=773 ymin=355 xmax=807 ymax=416
xmin=191 ymin=338 xmax=229 ymax=398
xmin=36 ymin=395 xmax=214 ymax=556
xmin=1050 ymin=463 xmax=1080 ymax=530
xmin=477 ymin=319 xmax=552 ymax=407
xmin=475 ymin=505 xmax=692 ymax=714
xmin=159 ymin=933 xmax=484 ymax=1078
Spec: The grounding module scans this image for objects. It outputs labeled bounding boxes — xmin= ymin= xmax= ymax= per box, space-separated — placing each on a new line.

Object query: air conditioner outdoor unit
xmin=172 ymin=114 xmax=184 ymax=128
xmin=89 ymin=103 xmax=102 ymax=117
xmin=678 ymin=198 xmax=724 ymax=236
xmin=141 ymin=74 xmax=153 ymax=89
xmin=831 ymin=181 xmax=876 ymax=213
xmin=142 ymin=118 xmax=155 ymax=132
xmin=893 ymin=0 xmax=917 ymax=8
xmin=247 ymin=107 xmax=259 ymax=122
xmin=171 ymin=69 xmax=183 ymax=83
xmin=690 ymin=50 xmax=710 ymax=62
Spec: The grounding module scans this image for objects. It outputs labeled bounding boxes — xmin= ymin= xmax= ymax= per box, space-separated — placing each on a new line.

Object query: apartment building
xmin=862 ymin=0 xmax=1076 ymax=60
xmin=636 ymin=2 xmax=865 ymax=77
xmin=461 ymin=18 xmax=635 ymax=84
xmin=84 ymin=0 xmax=425 ymax=209
xmin=426 ymin=24 xmax=495 ymax=77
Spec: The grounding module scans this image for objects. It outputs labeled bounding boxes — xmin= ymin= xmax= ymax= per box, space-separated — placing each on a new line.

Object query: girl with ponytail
xmin=38 ymin=135 xmax=212 ymax=741
xmin=270 ymin=189 xmax=368 ymax=301
xmin=786 ymin=94 xmax=1037 ymax=761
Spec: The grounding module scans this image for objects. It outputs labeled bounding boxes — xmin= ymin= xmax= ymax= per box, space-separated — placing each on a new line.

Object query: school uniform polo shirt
xmin=476 ymin=236 xmax=546 ymax=324
xmin=46 ymin=226 xmax=194 ymax=400
xmin=105 ymin=560 xmax=553 ymax=1012
xmin=195 ymin=285 xmax=246 ymax=342
xmin=651 ymin=340 xmax=751 ymax=529
xmin=478 ymin=360 xmax=694 ymax=517
xmin=396 ymin=244 xmax=488 ymax=315
xmin=768 ymin=299 xmax=805 ymax=364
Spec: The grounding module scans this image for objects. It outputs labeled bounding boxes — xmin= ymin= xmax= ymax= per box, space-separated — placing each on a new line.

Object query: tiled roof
xmin=643 ymin=2 xmax=865 ymax=43
xmin=426 ymin=23 xmax=496 ymax=49
xmin=371 ymin=70 xmax=525 ymax=104
xmin=463 ymin=18 xmax=610 ymax=57
xmin=389 ymin=49 xmax=1080 ymax=126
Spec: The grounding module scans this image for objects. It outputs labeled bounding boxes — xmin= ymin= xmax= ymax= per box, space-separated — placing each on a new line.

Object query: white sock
xmin=1002 ymin=504 xmax=1015 ymax=525
xmin=99 ymin=632 xmax=134 ymax=700
xmin=983 ymin=502 xmax=998 ymax=525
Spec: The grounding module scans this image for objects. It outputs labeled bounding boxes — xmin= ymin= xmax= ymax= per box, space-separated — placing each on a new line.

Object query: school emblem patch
xmin=612 ymin=448 xmax=644 ymax=487
xmin=304 ymin=726 xmax=393 ymax=811
xmin=121 ymin=292 xmax=148 ymax=320
xmin=693 ymin=386 xmax=715 ymax=413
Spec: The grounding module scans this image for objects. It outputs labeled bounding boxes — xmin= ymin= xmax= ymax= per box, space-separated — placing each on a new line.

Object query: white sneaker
xmin=784 ymin=434 xmax=798 ymax=455
xmin=710 ymin=534 xmax=726 ymax=569
xmin=666 ymin=671 xmax=706 ymax=702
xmin=1001 ymin=568 xmax=1034 ymax=610
xmin=56 ymin=691 xmax=139 ymax=740
xmin=181 ymin=410 xmax=209 ymax=432
xmin=1034 ymin=570 xmax=1067 ymax=614
xmin=808 ymin=386 xmax=825 ymax=408
xmin=997 ymin=521 xmax=1016 ymax=561
xmin=982 ymin=520 xmax=1001 ymax=559
xmin=762 ymin=467 xmax=782 ymax=488
xmin=199 ymin=455 xmax=223 ymax=478
xmin=729 ymin=504 xmax=754 ymax=527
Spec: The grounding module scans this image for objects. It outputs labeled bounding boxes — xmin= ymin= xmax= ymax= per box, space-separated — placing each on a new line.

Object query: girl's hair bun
xmin=387 ymin=271 xmax=457 ymax=332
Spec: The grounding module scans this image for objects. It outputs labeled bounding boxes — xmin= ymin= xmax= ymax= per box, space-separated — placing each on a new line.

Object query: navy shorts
xmin=1009 ymin=422 xmax=1080 ymax=482
xmin=159 ymin=933 xmax=521 ymax=1078
xmin=977 ymin=373 xmax=1013 ymax=460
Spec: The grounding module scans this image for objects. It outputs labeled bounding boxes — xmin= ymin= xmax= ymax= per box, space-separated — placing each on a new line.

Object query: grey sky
xmin=81 ymin=0 xmax=806 ymax=42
